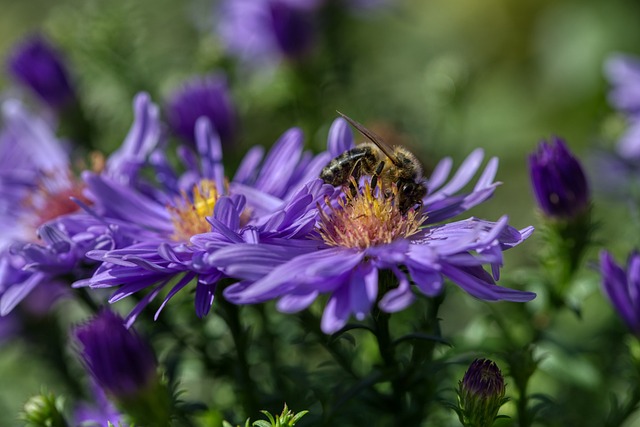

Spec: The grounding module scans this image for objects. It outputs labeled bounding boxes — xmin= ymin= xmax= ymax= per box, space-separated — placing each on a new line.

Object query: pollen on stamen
xmin=317 ymin=179 xmax=425 ymax=249
xmin=168 ymin=179 xmax=220 ymax=241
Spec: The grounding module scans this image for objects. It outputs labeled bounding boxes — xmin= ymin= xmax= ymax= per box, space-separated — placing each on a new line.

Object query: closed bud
xmin=166 ymin=74 xmax=236 ymax=147
xmin=74 ymin=310 xmax=172 ymax=426
xmin=7 ymin=34 xmax=76 ymax=109
xmin=529 ymin=138 xmax=590 ymax=220
xmin=457 ymin=359 xmax=508 ymax=427
xmin=22 ymin=392 xmax=69 ymax=427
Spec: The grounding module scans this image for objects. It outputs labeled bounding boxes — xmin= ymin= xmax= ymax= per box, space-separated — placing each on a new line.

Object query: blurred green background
xmin=2 ymin=0 xmax=640 ymax=425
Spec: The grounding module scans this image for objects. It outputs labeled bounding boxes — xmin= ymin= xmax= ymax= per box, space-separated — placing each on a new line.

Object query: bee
xmin=320 ymin=112 xmax=427 ymax=213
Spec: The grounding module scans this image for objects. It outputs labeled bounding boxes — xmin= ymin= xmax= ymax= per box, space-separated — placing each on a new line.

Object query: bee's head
xmin=398 ymin=180 xmax=427 ymax=213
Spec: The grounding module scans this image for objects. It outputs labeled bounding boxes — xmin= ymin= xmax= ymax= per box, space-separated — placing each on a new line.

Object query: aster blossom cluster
xmin=6 ymin=106 xmax=530 ymax=332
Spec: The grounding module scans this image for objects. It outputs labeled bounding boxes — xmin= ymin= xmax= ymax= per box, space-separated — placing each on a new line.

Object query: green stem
xmin=253 ymin=305 xmax=287 ymax=395
xmin=298 ymin=310 xmax=360 ymax=381
xmin=216 ymin=293 xmax=259 ymax=417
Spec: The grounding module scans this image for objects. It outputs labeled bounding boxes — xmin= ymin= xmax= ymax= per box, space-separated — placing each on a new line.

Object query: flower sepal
xmin=114 ymin=376 xmax=173 ymax=427
xmin=538 ymin=205 xmax=595 ymax=302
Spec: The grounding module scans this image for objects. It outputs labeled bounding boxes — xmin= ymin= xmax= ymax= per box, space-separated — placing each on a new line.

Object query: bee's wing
xmin=336 ymin=111 xmax=401 ymax=167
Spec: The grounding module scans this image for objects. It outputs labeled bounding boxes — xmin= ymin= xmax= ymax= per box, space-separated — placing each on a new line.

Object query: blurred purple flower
xmin=0 ymin=93 xmax=160 ymax=315
xmin=600 ymin=250 xmax=640 ymax=336
xmin=77 ymin=117 xmax=331 ymax=323
xmin=529 ymin=137 xmax=590 ymax=220
xmin=212 ymin=119 xmax=535 ymax=334
xmin=217 ymin=0 xmax=318 ymax=65
xmin=604 ymin=54 xmax=640 ymax=117
xmin=604 ymin=54 xmax=640 ymax=161
xmin=166 ymin=74 xmax=236 ymax=146
xmin=74 ymin=310 xmax=158 ymax=398
xmin=7 ymin=34 xmax=75 ymax=109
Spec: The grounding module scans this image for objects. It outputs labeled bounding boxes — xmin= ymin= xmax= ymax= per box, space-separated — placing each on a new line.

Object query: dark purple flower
xmin=77 ymin=117 xmax=331 ymax=323
xmin=457 ymin=359 xmax=507 ymax=427
xmin=74 ymin=310 xmax=158 ymax=398
xmin=217 ymin=0 xmax=318 ymax=65
xmin=212 ymin=119 xmax=535 ymax=334
xmin=166 ymin=74 xmax=236 ymax=146
xmin=7 ymin=34 xmax=75 ymax=109
xmin=529 ymin=138 xmax=590 ymax=219
xmin=600 ymin=250 xmax=640 ymax=336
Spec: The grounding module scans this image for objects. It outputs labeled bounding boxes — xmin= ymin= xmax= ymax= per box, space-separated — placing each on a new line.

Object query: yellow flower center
xmin=168 ymin=179 xmax=220 ymax=241
xmin=317 ymin=179 xmax=425 ymax=249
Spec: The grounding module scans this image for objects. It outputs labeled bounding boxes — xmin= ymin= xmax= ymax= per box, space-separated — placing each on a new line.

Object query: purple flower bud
xmin=166 ymin=74 xmax=236 ymax=146
xmin=457 ymin=359 xmax=507 ymax=427
xmin=268 ymin=0 xmax=316 ymax=58
xmin=528 ymin=138 xmax=590 ymax=219
xmin=600 ymin=251 xmax=640 ymax=337
xmin=74 ymin=310 xmax=158 ymax=398
xmin=7 ymin=34 xmax=75 ymax=109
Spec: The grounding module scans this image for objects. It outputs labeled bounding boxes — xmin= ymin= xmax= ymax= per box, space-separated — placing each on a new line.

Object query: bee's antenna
xmin=335 ymin=111 xmax=400 ymax=166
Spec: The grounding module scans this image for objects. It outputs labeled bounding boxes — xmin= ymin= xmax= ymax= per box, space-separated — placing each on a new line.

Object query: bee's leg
xmin=347 ymin=159 xmax=364 ymax=198
xmin=370 ymin=160 xmax=385 ymax=194
xmin=348 ymin=180 xmax=358 ymax=198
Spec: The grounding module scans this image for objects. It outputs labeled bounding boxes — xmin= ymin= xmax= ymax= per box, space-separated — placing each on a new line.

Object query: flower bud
xmin=529 ymin=138 xmax=590 ymax=220
xmin=166 ymin=74 xmax=236 ymax=146
xmin=22 ymin=392 xmax=69 ymax=427
xmin=74 ymin=310 xmax=158 ymax=398
xmin=74 ymin=310 xmax=172 ymax=426
xmin=457 ymin=359 xmax=508 ymax=427
xmin=7 ymin=34 xmax=75 ymax=109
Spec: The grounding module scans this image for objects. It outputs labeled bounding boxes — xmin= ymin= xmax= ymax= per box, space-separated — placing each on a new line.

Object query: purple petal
xmin=321 ymin=284 xmax=351 ymax=334
xmin=195 ymin=117 xmax=225 ymax=191
xmin=233 ymin=146 xmax=265 ymax=184
xmin=194 ymin=280 xmax=216 ymax=318
xmin=349 ymin=264 xmax=378 ymax=320
xmin=378 ymin=267 xmax=415 ymax=313
xmin=327 ymin=117 xmax=354 ymax=156
xmin=276 ymin=291 xmax=319 ymax=313
xmin=0 ymin=272 xmax=44 ymax=315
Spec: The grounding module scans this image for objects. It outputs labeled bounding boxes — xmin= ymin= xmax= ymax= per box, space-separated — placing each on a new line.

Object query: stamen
xmin=168 ymin=179 xmax=220 ymax=241
xmin=317 ymin=179 xmax=424 ymax=249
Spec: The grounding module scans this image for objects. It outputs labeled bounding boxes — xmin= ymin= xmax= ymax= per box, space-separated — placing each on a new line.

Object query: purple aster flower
xmin=217 ymin=0 xmax=318 ymax=65
xmin=600 ymin=250 xmax=640 ymax=336
xmin=528 ymin=137 xmax=590 ymax=220
xmin=7 ymin=33 xmax=75 ymax=109
xmin=166 ymin=74 xmax=236 ymax=147
xmin=74 ymin=310 xmax=158 ymax=398
xmin=0 ymin=93 xmax=160 ymax=315
xmin=77 ymin=116 xmax=331 ymax=323
xmin=211 ymin=118 xmax=535 ymax=334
